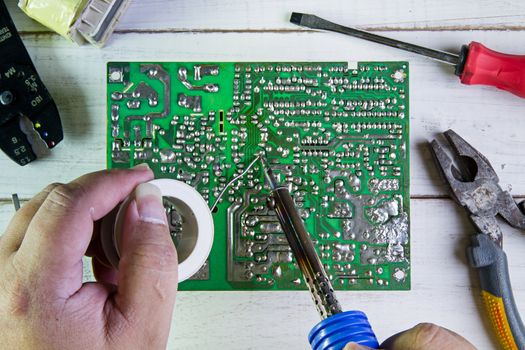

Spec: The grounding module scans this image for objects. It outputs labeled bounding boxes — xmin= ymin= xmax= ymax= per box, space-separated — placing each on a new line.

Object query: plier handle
xmin=430 ymin=130 xmax=525 ymax=350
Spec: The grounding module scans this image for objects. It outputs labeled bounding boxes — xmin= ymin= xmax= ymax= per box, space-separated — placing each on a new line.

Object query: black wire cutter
xmin=0 ymin=0 xmax=63 ymax=166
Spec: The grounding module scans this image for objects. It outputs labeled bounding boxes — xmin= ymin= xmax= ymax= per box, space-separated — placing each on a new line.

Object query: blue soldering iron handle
xmin=309 ymin=310 xmax=379 ymax=350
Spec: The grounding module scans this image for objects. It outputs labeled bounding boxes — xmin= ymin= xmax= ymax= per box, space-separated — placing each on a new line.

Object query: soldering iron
xmin=262 ymin=157 xmax=379 ymax=350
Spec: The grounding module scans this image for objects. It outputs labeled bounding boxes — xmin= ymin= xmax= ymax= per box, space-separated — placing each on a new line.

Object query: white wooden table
xmin=2 ymin=1 xmax=525 ymax=348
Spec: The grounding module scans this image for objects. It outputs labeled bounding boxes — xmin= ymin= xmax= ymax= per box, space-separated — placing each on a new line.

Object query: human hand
xmin=0 ymin=167 xmax=178 ymax=350
xmin=344 ymin=323 xmax=477 ymax=349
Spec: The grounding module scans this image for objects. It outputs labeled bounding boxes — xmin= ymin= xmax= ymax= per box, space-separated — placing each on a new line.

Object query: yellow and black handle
xmin=468 ymin=234 xmax=525 ymax=350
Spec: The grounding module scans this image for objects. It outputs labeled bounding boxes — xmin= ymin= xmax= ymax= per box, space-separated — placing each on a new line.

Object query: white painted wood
xmin=1 ymin=30 xmax=525 ymax=198
xmin=0 ymin=201 xmax=15 ymax=231
xmin=119 ymin=0 xmax=525 ymax=31
xmin=2 ymin=198 xmax=522 ymax=349
xmin=7 ymin=0 xmax=525 ymax=33
xmin=1 ymin=2 xmax=525 ymax=349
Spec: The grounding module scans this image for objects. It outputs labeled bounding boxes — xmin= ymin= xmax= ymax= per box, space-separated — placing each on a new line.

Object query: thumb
xmin=114 ymin=183 xmax=178 ymax=329
xmin=380 ymin=323 xmax=477 ymax=350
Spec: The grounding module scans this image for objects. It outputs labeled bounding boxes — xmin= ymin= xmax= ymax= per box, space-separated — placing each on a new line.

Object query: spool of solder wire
xmin=308 ymin=311 xmax=379 ymax=350
xmin=101 ymin=179 xmax=214 ymax=282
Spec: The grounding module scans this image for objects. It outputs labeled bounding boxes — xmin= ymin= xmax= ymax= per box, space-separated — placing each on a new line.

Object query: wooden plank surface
xmin=1 ymin=1 xmax=525 ymax=349
xmin=7 ymin=0 xmax=525 ymax=32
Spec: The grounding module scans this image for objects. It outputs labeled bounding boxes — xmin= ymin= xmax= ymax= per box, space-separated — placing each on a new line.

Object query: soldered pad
xmin=107 ymin=62 xmax=410 ymax=291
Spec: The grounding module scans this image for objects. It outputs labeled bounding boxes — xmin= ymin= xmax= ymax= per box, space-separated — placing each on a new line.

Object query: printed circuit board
xmin=107 ymin=61 xmax=410 ymax=290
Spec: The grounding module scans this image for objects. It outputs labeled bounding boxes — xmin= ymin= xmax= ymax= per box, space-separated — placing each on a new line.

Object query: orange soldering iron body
xmin=460 ymin=42 xmax=525 ymax=98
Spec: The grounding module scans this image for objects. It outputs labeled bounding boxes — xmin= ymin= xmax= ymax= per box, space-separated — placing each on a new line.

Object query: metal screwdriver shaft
xmin=11 ymin=194 xmax=20 ymax=211
xmin=290 ymin=12 xmax=459 ymax=65
xmin=262 ymin=157 xmax=342 ymax=319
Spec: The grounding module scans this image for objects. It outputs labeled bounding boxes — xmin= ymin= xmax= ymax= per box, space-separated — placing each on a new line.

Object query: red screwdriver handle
xmin=460 ymin=42 xmax=525 ymax=98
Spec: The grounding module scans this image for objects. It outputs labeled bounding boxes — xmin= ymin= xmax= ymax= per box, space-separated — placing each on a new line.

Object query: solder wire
xmin=209 ymin=154 xmax=262 ymax=212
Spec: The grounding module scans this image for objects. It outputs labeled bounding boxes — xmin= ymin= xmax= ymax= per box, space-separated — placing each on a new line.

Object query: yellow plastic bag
xmin=18 ymin=0 xmax=88 ymax=39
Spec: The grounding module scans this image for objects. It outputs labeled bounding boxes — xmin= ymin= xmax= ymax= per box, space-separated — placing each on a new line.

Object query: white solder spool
xmin=101 ymin=179 xmax=214 ymax=282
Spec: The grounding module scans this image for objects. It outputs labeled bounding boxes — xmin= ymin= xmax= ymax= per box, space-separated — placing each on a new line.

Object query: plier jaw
xmin=430 ymin=130 xmax=525 ymax=246
xmin=442 ymin=129 xmax=497 ymax=182
xmin=429 ymin=129 xmax=499 ymax=201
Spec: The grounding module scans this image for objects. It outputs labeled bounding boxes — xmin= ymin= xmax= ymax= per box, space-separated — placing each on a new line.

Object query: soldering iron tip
xmin=260 ymin=157 xmax=279 ymax=190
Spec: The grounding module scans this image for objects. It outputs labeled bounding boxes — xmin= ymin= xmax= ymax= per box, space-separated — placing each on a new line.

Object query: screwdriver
xmin=261 ymin=157 xmax=379 ymax=350
xmin=290 ymin=12 xmax=525 ymax=99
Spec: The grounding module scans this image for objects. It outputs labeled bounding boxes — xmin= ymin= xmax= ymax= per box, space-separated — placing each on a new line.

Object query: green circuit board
xmin=107 ymin=61 xmax=410 ymax=291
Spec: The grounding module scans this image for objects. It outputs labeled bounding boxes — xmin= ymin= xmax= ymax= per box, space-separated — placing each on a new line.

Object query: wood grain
xmin=7 ymin=0 xmax=525 ymax=33
xmin=1 ymin=2 xmax=524 ymax=349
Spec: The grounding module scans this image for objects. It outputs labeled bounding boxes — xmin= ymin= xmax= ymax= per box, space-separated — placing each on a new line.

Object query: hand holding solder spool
xmin=0 ymin=167 xmax=179 ymax=349
xmin=100 ymin=177 xmax=214 ymax=283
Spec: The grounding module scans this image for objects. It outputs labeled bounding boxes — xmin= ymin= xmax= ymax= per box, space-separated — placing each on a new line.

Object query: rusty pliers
xmin=430 ymin=129 xmax=525 ymax=350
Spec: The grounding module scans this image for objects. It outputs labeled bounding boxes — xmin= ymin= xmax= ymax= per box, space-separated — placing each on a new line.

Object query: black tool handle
xmin=468 ymin=234 xmax=525 ymax=349
xmin=0 ymin=114 xmax=36 ymax=165
xmin=0 ymin=0 xmax=63 ymax=165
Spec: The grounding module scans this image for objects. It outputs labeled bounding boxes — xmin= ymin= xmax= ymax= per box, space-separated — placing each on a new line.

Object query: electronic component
xmin=107 ymin=61 xmax=410 ymax=291
xmin=18 ymin=0 xmax=132 ymax=47
xmin=0 ymin=0 xmax=63 ymax=165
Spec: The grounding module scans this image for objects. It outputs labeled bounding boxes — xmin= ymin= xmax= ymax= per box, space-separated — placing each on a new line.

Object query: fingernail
xmin=132 ymin=163 xmax=150 ymax=170
xmin=135 ymin=183 xmax=167 ymax=225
